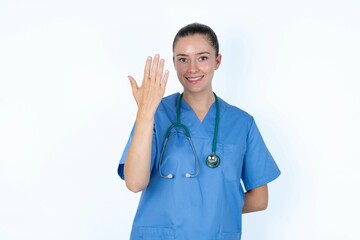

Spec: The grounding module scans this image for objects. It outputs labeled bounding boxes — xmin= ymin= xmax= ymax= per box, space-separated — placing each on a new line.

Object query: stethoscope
xmin=158 ymin=92 xmax=221 ymax=179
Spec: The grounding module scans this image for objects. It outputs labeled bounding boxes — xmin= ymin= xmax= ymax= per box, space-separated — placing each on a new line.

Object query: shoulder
xmin=216 ymin=96 xmax=257 ymax=144
xmin=160 ymin=93 xmax=180 ymax=107
xmin=218 ymin=96 xmax=254 ymax=124
xmin=157 ymin=92 xmax=180 ymax=112
xmin=154 ymin=93 xmax=180 ymax=122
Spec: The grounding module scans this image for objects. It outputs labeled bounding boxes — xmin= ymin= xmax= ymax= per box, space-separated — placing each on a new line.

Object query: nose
xmin=188 ymin=59 xmax=198 ymax=73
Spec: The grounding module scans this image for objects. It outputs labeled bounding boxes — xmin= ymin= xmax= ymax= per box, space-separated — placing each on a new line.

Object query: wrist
xmin=136 ymin=109 xmax=155 ymax=122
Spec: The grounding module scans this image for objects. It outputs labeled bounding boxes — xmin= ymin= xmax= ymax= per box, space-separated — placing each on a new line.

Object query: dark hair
xmin=172 ymin=22 xmax=219 ymax=56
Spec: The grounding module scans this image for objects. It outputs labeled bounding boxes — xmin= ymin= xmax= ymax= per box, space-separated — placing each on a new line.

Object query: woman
xmin=118 ymin=22 xmax=280 ymax=239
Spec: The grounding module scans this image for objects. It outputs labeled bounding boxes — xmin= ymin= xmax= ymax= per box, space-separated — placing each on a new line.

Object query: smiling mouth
xmin=185 ymin=76 xmax=203 ymax=82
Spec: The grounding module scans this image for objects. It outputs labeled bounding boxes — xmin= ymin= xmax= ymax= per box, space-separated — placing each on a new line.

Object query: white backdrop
xmin=1 ymin=0 xmax=359 ymax=239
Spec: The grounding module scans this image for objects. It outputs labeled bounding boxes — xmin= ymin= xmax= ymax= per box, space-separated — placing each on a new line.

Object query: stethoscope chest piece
xmin=206 ymin=153 xmax=220 ymax=168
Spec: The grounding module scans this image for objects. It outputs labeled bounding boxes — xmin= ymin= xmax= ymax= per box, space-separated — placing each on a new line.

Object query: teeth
xmin=186 ymin=76 xmax=202 ymax=81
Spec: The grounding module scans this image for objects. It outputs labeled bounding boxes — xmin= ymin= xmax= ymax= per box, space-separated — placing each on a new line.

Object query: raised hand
xmin=128 ymin=54 xmax=169 ymax=117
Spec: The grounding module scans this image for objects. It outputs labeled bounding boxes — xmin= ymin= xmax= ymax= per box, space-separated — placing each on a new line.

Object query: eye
xmin=178 ymin=57 xmax=187 ymax=63
xmin=199 ymin=56 xmax=208 ymax=62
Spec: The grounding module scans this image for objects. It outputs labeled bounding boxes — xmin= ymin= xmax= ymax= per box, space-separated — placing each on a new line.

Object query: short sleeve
xmin=241 ymin=118 xmax=281 ymax=191
xmin=117 ymin=123 xmax=157 ymax=180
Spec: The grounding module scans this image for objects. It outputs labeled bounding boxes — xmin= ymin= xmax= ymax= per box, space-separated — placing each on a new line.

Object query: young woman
xmin=118 ymin=22 xmax=281 ymax=239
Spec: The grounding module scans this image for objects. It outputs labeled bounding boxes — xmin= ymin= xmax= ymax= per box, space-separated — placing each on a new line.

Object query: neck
xmin=182 ymin=91 xmax=215 ymax=122
xmin=183 ymin=91 xmax=214 ymax=108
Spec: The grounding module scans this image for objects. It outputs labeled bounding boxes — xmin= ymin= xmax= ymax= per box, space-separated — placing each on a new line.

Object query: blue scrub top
xmin=118 ymin=93 xmax=280 ymax=240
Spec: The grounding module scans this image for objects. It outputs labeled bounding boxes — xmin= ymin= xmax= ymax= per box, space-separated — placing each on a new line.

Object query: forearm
xmin=242 ymin=185 xmax=268 ymax=214
xmin=124 ymin=111 xmax=154 ymax=192
xmin=124 ymin=54 xmax=169 ymax=192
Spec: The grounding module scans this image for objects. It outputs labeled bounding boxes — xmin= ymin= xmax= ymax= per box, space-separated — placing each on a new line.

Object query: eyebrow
xmin=175 ymin=51 xmax=211 ymax=57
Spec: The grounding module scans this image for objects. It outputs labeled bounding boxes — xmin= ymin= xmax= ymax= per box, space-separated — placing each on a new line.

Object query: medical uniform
xmin=118 ymin=93 xmax=280 ymax=240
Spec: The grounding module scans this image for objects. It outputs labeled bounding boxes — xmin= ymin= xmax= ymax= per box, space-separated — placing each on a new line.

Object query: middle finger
xmin=150 ymin=54 xmax=160 ymax=81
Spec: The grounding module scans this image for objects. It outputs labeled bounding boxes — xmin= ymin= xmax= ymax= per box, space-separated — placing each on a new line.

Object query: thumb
xmin=128 ymin=75 xmax=139 ymax=96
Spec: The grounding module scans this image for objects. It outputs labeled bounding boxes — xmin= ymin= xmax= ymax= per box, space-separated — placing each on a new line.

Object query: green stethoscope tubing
xmin=206 ymin=92 xmax=221 ymax=168
xmin=158 ymin=92 xmax=221 ymax=179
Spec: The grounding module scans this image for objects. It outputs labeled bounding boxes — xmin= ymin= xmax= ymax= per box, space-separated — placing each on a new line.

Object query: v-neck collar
xmin=179 ymin=98 xmax=217 ymax=137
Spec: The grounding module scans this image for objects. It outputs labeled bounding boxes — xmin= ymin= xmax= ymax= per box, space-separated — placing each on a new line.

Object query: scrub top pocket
xmin=138 ymin=227 xmax=175 ymax=240
xmin=219 ymin=143 xmax=246 ymax=182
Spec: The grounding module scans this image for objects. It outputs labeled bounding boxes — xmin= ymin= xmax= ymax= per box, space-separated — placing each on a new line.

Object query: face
xmin=173 ymin=34 xmax=221 ymax=95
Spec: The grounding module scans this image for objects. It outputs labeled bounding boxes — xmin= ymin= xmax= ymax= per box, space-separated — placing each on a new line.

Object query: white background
xmin=1 ymin=0 xmax=359 ymax=239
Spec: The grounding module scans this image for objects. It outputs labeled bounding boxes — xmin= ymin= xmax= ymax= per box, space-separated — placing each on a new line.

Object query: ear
xmin=215 ymin=54 xmax=222 ymax=70
xmin=172 ymin=56 xmax=176 ymax=69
